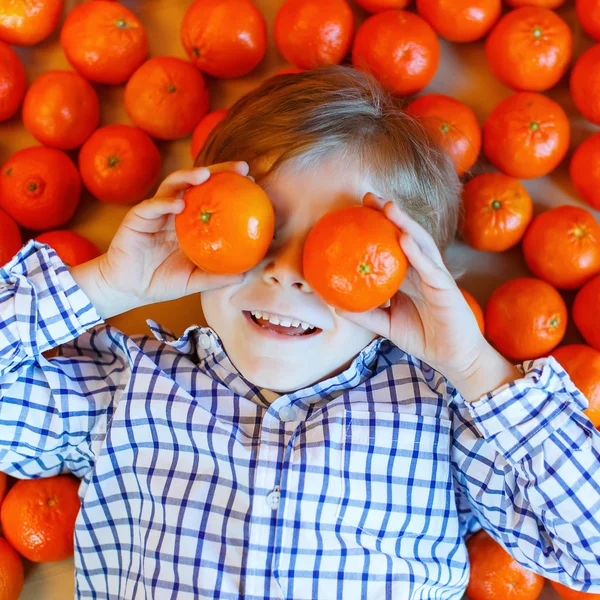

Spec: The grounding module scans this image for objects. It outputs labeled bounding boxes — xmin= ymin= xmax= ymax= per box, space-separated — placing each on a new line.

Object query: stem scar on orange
xmin=303 ymin=205 xmax=408 ymax=312
xmin=175 ymin=172 xmax=274 ymax=274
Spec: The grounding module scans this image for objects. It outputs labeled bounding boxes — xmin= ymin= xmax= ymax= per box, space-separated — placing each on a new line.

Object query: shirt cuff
xmin=1 ymin=240 xmax=104 ymax=355
xmin=464 ymin=356 xmax=589 ymax=463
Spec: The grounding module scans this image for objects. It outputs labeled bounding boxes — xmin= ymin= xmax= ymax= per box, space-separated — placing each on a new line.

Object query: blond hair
xmin=195 ymin=65 xmax=461 ymax=252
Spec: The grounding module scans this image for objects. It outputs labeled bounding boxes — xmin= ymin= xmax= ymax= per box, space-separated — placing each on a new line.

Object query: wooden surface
xmin=2 ymin=0 xmax=596 ymax=597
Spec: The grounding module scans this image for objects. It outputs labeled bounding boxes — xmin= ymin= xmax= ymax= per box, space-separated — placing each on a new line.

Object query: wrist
xmin=446 ymin=342 xmax=522 ymax=402
xmin=69 ymin=255 xmax=141 ymax=320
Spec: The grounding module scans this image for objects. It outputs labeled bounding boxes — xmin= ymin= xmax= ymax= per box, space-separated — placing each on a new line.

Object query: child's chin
xmin=235 ymin=356 xmax=323 ymax=393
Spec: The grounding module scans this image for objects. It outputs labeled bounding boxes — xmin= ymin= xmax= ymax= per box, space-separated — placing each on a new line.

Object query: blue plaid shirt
xmin=1 ymin=241 xmax=599 ymax=599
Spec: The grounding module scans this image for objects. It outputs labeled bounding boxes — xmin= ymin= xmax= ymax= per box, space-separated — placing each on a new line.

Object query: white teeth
xmin=250 ymin=310 xmax=316 ymax=330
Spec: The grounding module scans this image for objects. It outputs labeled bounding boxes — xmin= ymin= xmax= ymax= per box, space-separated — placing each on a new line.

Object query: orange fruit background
xmin=303 ymin=206 xmax=408 ymax=312
xmin=352 ymin=10 xmax=439 ymax=95
xmin=416 ymin=0 xmax=501 ymax=43
xmin=0 ymin=0 xmax=63 ymax=45
xmin=181 ymin=0 xmax=267 ymax=78
xmin=522 ymin=205 xmax=600 ymax=290
xmin=0 ymin=41 xmax=26 ymax=122
xmin=460 ymin=172 xmax=533 ymax=252
xmin=483 ymin=92 xmax=570 ymax=179
xmin=0 ymin=476 xmax=80 ymax=563
xmin=485 ymin=277 xmax=567 ymax=360
xmin=485 ymin=7 xmax=572 ymax=92
xmin=466 ymin=530 xmax=546 ymax=600
xmin=35 ymin=230 xmax=101 ymax=267
xmin=0 ymin=146 xmax=81 ymax=231
xmin=0 ymin=537 xmax=24 ymax=600
xmin=274 ymin=0 xmax=354 ymax=70
xmin=550 ymin=344 xmax=600 ymax=428
xmin=190 ymin=109 xmax=229 ymax=160
xmin=0 ymin=1 xmax=599 ymax=596
xmin=405 ymin=93 xmax=481 ymax=175
xmin=124 ymin=56 xmax=210 ymax=140
xmin=60 ymin=1 xmax=148 ymax=85
xmin=22 ymin=70 xmax=100 ymax=150
xmin=573 ymin=276 xmax=600 ymax=351
xmin=175 ymin=172 xmax=275 ymax=274
xmin=79 ymin=124 xmax=162 ymax=204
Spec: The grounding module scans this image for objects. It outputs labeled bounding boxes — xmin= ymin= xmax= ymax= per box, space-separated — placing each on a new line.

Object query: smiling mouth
xmin=245 ymin=310 xmax=321 ymax=336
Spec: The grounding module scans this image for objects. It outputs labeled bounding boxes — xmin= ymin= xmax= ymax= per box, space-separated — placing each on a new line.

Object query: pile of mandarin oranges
xmin=0 ymin=0 xmax=599 ymax=598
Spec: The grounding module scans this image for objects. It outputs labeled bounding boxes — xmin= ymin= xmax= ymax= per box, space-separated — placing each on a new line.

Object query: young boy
xmin=1 ymin=66 xmax=599 ymax=600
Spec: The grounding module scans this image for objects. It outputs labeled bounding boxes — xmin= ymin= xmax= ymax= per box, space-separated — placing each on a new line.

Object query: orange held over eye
xmin=35 ymin=230 xmax=101 ymax=267
xmin=416 ymin=0 xmax=501 ymax=43
xmin=571 ymin=45 xmax=600 ymax=126
xmin=466 ymin=530 xmax=545 ymax=600
xmin=460 ymin=172 xmax=533 ymax=252
xmin=551 ymin=579 xmax=600 ymax=600
xmin=0 ymin=146 xmax=81 ymax=231
xmin=483 ymin=92 xmax=570 ymax=179
xmin=522 ymin=205 xmax=600 ymax=290
xmin=22 ymin=70 xmax=100 ymax=151
xmin=485 ymin=7 xmax=572 ymax=92
xmin=79 ymin=124 xmax=162 ymax=204
xmin=60 ymin=0 xmax=148 ymax=85
xmin=181 ymin=0 xmax=267 ymax=79
xmin=125 ymin=57 xmax=210 ymax=140
xmin=0 ymin=0 xmax=63 ymax=45
xmin=190 ymin=109 xmax=229 ymax=161
xmin=303 ymin=206 xmax=408 ymax=312
xmin=0 ymin=209 xmax=21 ymax=267
xmin=485 ymin=277 xmax=567 ymax=360
xmin=0 ymin=475 xmax=81 ymax=563
xmin=0 ymin=537 xmax=24 ymax=600
xmin=406 ymin=93 xmax=481 ymax=176
xmin=573 ymin=275 xmax=600 ymax=352
xmin=551 ymin=345 xmax=600 ymax=428
xmin=274 ymin=0 xmax=354 ymax=70
xmin=0 ymin=41 xmax=26 ymax=122
xmin=175 ymin=172 xmax=274 ymax=275
xmin=352 ymin=10 xmax=440 ymax=96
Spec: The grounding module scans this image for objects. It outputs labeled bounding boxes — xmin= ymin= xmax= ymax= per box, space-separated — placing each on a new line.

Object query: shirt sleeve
xmin=450 ymin=357 xmax=600 ymax=593
xmin=0 ymin=240 xmax=127 ymax=480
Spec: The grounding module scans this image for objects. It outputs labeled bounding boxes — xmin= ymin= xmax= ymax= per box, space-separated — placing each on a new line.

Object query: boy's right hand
xmin=70 ymin=162 xmax=249 ymax=319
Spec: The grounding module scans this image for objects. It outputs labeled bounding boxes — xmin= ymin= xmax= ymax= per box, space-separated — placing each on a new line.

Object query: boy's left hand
xmin=337 ymin=193 xmax=521 ymax=401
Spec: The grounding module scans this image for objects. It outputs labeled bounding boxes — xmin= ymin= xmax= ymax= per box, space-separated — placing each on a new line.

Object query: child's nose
xmin=262 ymin=240 xmax=311 ymax=292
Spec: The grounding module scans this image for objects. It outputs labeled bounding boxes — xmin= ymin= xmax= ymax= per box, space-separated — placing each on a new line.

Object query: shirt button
xmin=278 ymin=405 xmax=297 ymax=422
xmin=199 ymin=333 xmax=211 ymax=349
xmin=266 ymin=488 xmax=280 ymax=510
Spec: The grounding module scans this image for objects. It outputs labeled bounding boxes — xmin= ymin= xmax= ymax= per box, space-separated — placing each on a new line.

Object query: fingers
xmin=207 ymin=161 xmax=250 ymax=176
xmin=121 ymin=198 xmax=184 ymax=234
xmin=154 ymin=167 xmax=211 ymax=198
xmin=186 ymin=268 xmax=245 ymax=295
xmin=383 ymin=201 xmax=444 ymax=266
xmin=335 ymin=306 xmax=391 ymax=338
xmin=400 ymin=234 xmax=454 ymax=291
xmin=362 ymin=193 xmax=444 ymax=267
xmin=154 ymin=161 xmax=250 ymax=199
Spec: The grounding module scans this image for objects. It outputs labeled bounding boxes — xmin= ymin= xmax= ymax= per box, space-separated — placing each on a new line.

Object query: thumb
xmin=185 ymin=268 xmax=244 ymax=295
xmin=335 ymin=306 xmax=390 ymax=338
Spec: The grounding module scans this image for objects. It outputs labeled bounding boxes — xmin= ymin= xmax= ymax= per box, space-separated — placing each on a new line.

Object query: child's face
xmin=201 ymin=156 xmax=379 ymax=392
